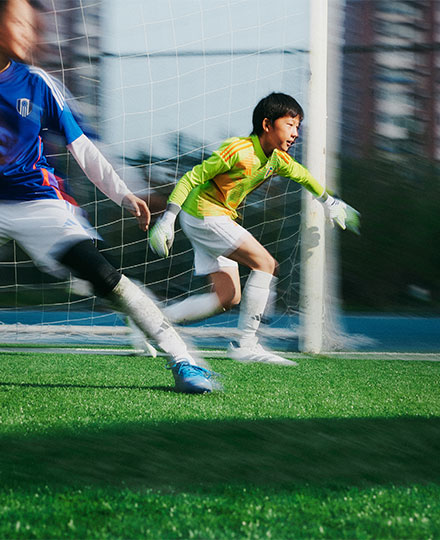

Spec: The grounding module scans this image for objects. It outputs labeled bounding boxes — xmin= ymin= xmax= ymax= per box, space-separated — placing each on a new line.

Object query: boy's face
xmin=260 ymin=114 xmax=301 ymax=154
xmin=0 ymin=0 xmax=37 ymax=63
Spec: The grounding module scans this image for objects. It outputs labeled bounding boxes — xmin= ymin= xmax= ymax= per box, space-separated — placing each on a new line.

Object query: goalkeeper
xmin=149 ymin=92 xmax=360 ymax=366
xmin=0 ymin=0 xmax=215 ymax=393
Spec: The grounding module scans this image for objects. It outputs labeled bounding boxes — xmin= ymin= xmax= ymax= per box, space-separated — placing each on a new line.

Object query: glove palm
xmin=149 ymin=214 xmax=176 ymax=258
xmin=323 ymin=196 xmax=360 ymax=235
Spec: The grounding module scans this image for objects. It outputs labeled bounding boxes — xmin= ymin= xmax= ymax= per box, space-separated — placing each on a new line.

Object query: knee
xmin=59 ymin=239 xmax=121 ymax=296
xmin=256 ymin=255 xmax=277 ymax=276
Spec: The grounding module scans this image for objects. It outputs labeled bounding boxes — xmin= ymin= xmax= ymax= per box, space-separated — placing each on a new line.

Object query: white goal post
xmin=300 ymin=0 xmax=346 ymax=354
xmin=299 ymin=0 xmax=329 ymax=354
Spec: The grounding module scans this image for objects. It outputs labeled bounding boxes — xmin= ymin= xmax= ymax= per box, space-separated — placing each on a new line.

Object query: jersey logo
xmin=16 ymin=98 xmax=33 ymax=118
xmin=264 ymin=166 xmax=274 ymax=179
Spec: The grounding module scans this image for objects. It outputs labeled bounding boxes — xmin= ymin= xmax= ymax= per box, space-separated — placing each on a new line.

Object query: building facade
xmin=342 ymin=0 xmax=440 ymax=162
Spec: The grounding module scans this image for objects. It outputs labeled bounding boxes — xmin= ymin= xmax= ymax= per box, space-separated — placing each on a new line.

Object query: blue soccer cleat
xmin=167 ymin=360 xmax=213 ymax=394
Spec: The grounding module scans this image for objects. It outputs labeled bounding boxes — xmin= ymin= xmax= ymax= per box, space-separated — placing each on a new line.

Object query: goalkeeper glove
xmin=319 ymin=193 xmax=361 ymax=234
xmin=149 ymin=204 xmax=180 ymax=257
xmin=344 ymin=202 xmax=361 ymax=235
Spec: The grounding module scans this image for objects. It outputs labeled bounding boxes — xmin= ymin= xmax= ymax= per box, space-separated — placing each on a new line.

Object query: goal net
xmin=0 ymin=0 xmax=326 ymax=351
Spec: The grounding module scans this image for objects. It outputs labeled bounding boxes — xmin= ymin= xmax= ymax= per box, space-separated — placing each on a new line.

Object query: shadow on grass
xmin=1 ymin=416 xmax=439 ymax=491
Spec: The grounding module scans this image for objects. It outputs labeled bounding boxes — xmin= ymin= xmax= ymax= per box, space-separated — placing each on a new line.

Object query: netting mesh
xmin=0 ymin=0 xmax=311 ymax=347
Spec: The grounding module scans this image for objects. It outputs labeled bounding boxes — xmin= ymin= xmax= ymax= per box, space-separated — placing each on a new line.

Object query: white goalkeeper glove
xmin=319 ymin=193 xmax=360 ymax=234
xmin=149 ymin=204 xmax=180 ymax=257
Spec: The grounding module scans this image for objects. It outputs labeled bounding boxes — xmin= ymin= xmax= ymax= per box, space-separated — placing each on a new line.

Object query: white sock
xmin=262 ymin=276 xmax=278 ymax=323
xmin=237 ymin=270 xmax=273 ymax=348
xmin=108 ymin=275 xmax=194 ymax=364
xmin=163 ymin=292 xmax=223 ymax=324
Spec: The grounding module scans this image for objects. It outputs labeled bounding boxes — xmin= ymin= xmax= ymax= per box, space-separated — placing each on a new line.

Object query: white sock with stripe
xmin=108 ymin=275 xmax=194 ymax=364
xmin=237 ymin=270 xmax=273 ymax=348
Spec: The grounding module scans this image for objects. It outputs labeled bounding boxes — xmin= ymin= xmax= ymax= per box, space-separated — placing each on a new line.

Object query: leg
xmin=227 ymin=234 xmax=275 ymax=347
xmin=163 ymin=210 xmax=244 ymax=324
xmin=59 ymin=240 xmax=214 ymax=392
xmin=107 ymin=275 xmax=214 ymax=392
xmin=5 ymin=201 xmax=214 ymax=387
xmin=226 ymin=235 xmax=297 ymax=367
xmin=210 ymin=268 xmax=241 ymax=309
xmin=174 ymin=210 xmax=295 ymax=365
xmin=164 ymin=267 xmax=241 ymax=324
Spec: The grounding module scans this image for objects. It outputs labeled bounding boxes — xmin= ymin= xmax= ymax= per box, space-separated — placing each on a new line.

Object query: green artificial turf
xmin=0 ymin=351 xmax=439 ymax=539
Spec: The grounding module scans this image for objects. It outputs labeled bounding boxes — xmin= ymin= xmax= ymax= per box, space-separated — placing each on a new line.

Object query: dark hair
xmin=252 ymin=92 xmax=304 ymax=135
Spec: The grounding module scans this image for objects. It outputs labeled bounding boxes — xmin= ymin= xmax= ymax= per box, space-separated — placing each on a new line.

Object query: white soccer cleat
xmin=227 ymin=341 xmax=298 ymax=366
xmin=127 ymin=318 xmax=157 ymax=357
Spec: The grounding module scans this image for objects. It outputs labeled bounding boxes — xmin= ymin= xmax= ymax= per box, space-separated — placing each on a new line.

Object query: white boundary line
xmin=313 ymin=351 xmax=440 ymax=362
xmin=0 ymin=324 xmax=295 ymax=339
xmin=0 ymin=347 xmax=439 ymax=362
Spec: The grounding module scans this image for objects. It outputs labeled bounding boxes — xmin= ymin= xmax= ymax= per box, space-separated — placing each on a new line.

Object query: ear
xmin=262 ymin=118 xmax=272 ymax=133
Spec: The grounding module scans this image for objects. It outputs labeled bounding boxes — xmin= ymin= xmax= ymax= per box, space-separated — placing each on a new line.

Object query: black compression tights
xmin=59 ymin=239 xmax=122 ymax=296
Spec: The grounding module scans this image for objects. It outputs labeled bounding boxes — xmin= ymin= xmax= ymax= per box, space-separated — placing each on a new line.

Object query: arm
xmin=67 ymin=134 xmax=150 ymax=231
xmin=37 ymin=71 xmax=150 ymax=231
xmin=67 ymin=134 xmax=130 ymax=206
xmin=276 ymin=150 xmax=325 ymax=198
xmin=167 ymin=151 xmax=231 ymax=208
xmin=276 ymin=151 xmax=360 ymax=233
xmin=150 ymin=145 xmax=233 ymax=257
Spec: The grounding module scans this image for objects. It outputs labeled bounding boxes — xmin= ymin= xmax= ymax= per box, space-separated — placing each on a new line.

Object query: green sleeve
xmin=276 ymin=152 xmax=325 ymax=198
xmin=168 ymin=150 xmax=232 ymax=208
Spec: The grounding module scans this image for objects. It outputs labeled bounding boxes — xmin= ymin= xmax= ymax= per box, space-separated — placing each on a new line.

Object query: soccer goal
xmin=0 ymin=0 xmax=345 ymax=353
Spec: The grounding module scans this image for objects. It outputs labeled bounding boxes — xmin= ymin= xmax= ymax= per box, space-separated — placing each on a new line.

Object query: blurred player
xmin=149 ymin=92 xmax=360 ymax=365
xmin=0 ymin=0 xmax=215 ymax=393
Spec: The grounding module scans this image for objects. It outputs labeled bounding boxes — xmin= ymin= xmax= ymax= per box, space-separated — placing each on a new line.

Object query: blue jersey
xmin=0 ymin=61 xmax=83 ymax=201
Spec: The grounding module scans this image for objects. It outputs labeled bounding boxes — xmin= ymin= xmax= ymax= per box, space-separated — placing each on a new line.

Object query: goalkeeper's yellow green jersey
xmin=168 ymin=134 xmax=325 ymax=220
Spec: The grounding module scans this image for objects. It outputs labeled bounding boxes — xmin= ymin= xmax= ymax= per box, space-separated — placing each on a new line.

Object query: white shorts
xmin=179 ymin=210 xmax=252 ymax=275
xmin=0 ymin=199 xmax=97 ymax=278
